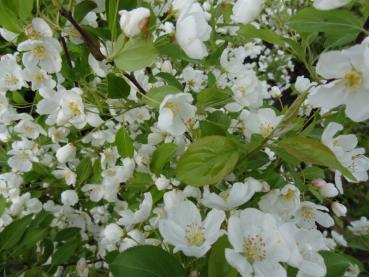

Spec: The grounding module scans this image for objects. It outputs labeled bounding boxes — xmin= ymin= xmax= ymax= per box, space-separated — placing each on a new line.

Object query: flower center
xmin=260 ymin=123 xmax=273 ymax=137
xmin=185 ymin=223 xmax=205 ymax=246
xmin=343 ymin=70 xmax=363 ymax=92
xmin=20 ymin=151 xmax=29 ymax=161
xmin=243 ymin=235 xmax=266 ymax=263
xmin=164 ymin=102 xmax=180 ymax=114
xmin=4 ymin=73 xmax=19 ymax=86
xmin=35 ymin=73 xmax=45 ymax=83
xmin=301 ymin=207 xmax=315 ymax=221
xmin=281 ymin=189 xmax=295 ymax=201
xmin=68 ymin=101 xmax=81 ymax=116
xmin=33 ymin=45 xmax=46 ymax=58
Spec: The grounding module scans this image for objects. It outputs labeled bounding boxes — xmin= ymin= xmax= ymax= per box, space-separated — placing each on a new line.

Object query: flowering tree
xmin=0 ymin=0 xmax=369 ymax=276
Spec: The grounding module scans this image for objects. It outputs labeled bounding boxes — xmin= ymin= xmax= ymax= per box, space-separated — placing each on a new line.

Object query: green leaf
xmin=110 ymin=245 xmax=185 ymax=277
xmin=0 ymin=196 xmax=7 ymax=217
xmin=278 ymin=136 xmax=355 ymax=180
xmin=144 ymin=85 xmax=182 ymax=109
xmin=114 ymin=37 xmax=158 ymax=72
xmin=155 ymin=72 xmax=183 ymax=90
xmin=52 ymin=239 xmax=81 ymax=265
xmin=200 ymin=111 xmax=231 ymax=137
xmin=55 ymin=227 xmax=81 ymax=242
xmin=107 ymin=73 xmax=130 ymax=99
xmin=2 ymin=0 xmax=33 ymax=20
xmin=0 ymin=2 xmax=22 ymax=32
xmin=76 ymin=157 xmax=93 ymax=186
xmin=0 ymin=214 xmax=33 ymax=251
xmin=208 ymin=236 xmax=238 ymax=277
xmin=287 ymin=8 xmax=363 ymax=37
xmin=320 ymin=251 xmax=353 ymax=277
xmin=197 ymin=87 xmax=232 ymax=109
xmin=126 ymin=172 xmax=153 ymax=192
xmin=275 ymin=92 xmax=308 ymax=136
xmin=115 ymin=127 xmax=134 ymax=158
xmin=300 ymin=166 xmax=325 ymax=180
xmin=238 ymin=24 xmax=286 ymax=47
xmin=74 ymin=0 xmax=97 ymax=22
xmin=150 ymin=143 xmax=177 ymax=175
xmin=176 ymin=136 xmax=239 ymax=186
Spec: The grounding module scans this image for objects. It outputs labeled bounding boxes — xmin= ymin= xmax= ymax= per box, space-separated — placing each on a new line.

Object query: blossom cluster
xmin=0 ymin=0 xmax=368 ymax=276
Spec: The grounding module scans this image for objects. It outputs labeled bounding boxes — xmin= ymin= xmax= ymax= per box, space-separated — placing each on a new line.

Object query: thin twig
xmin=123 ymin=72 xmax=147 ymax=94
xmin=59 ymin=8 xmax=105 ymax=61
xmin=355 ymin=16 xmax=369 ymax=44
xmin=59 ymin=35 xmax=73 ymax=68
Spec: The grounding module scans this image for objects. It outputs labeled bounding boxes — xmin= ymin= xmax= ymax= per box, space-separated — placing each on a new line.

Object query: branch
xmin=59 ymin=35 xmax=73 ymax=68
xmin=123 ymin=72 xmax=147 ymax=94
xmin=59 ymin=8 xmax=106 ymax=61
xmin=355 ymin=16 xmax=369 ymax=44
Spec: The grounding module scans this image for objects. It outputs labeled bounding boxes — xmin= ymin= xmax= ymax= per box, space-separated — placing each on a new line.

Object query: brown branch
xmin=355 ymin=16 xmax=369 ymax=44
xmin=123 ymin=72 xmax=147 ymax=94
xmin=59 ymin=8 xmax=106 ymax=61
xmin=59 ymin=35 xmax=73 ymax=68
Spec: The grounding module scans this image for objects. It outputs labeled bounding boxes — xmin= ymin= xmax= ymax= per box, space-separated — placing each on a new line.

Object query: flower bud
xmin=312 ymin=179 xmax=326 ymax=188
xmin=161 ymin=60 xmax=173 ymax=73
xmin=295 ymin=76 xmax=311 ymax=93
xmin=331 ymin=201 xmax=347 ymax=217
xmin=119 ymin=8 xmax=150 ymax=38
xmin=103 ymin=223 xmax=123 ymax=243
xmin=319 ymin=182 xmax=339 ymax=198
xmin=61 ymin=189 xmax=79 ymax=206
xmin=270 ymin=86 xmax=282 ymax=98
xmin=56 ymin=143 xmax=76 ymax=163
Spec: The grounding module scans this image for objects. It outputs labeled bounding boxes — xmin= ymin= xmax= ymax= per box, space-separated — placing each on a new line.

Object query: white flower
xmin=119 ymin=7 xmax=150 ymax=37
xmin=348 ymin=217 xmax=369 ymax=235
xmin=231 ymin=0 xmax=264 ymax=24
xmin=313 ymin=0 xmax=351 ymax=10
xmin=0 ymin=57 xmax=25 ymax=92
xmin=158 ymin=93 xmax=196 ymax=136
xmin=201 ymin=177 xmax=265 ymax=211
xmin=295 ymin=201 xmax=334 ymax=229
xmin=118 ymin=192 xmax=152 ymax=228
xmin=308 ymin=41 xmax=369 ymax=122
xmin=282 ymin=223 xmax=328 ymax=277
xmin=240 ymin=108 xmax=282 ymax=139
xmin=322 ymin=122 xmax=369 ymax=188
xmin=259 ymin=184 xmax=300 ymax=220
xmin=18 ymin=38 xmax=62 ymax=73
xmin=225 ymin=208 xmax=290 ymax=277
xmin=159 ymin=200 xmax=225 ymax=258
xmin=181 ymin=66 xmax=207 ymax=92
xmin=8 ymin=140 xmax=39 ymax=172
xmin=14 ymin=120 xmax=46 ymax=139
xmin=103 ymin=223 xmax=123 ymax=243
xmin=56 ymin=144 xmax=76 ymax=164
xmin=61 ymin=189 xmax=79 ymax=206
xmin=0 ymin=28 xmax=18 ymax=42
xmin=175 ymin=3 xmax=212 ymax=59
xmin=344 ymin=264 xmax=360 ymax=277
xmin=57 ymin=88 xmax=87 ymax=129
xmin=23 ymin=67 xmax=56 ymax=90
xmin=227 ymin=70 xmax=267 ymax=110
xmin=53 ymin=167 xmax=76 ymax=186
xmin=25 ymin=18 xmax=53 ymax=39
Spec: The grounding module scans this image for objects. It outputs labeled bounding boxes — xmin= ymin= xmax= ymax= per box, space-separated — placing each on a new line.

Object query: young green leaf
xmin=110 ymin=245 xmax=185 ymax=277
xmin=278 ymin=136 xmax=355 ymax=180
xmin=197 ymin=87 xmax=232 ymax=109
xmin=176 ymin=136 xmax=239 ymax=186
xmin=144 ymin=85 xmax=182 ymax=109
xmin=208 ymin=236 xmax=238 ymax=277
xmin=107 ymin=73 xmax=130 ymax=99
xmin=74 ymin=0 xmax=98 ymax=22
xmin=150 ymin=143 xmax=177 ymax=175
xmin=114 ymin=37 xmax=158 ymax=72
xmin=115 ymin=127 xmax=134 ymax=158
